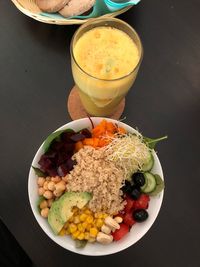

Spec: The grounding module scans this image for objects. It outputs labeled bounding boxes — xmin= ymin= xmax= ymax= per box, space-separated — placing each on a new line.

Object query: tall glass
xmin=70 ymin=18 xmax=143 ymax=117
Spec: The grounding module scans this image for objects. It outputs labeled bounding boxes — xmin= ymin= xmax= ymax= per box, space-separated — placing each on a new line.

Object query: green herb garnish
xmin=143 ymin=136 xmax=168 ymax=149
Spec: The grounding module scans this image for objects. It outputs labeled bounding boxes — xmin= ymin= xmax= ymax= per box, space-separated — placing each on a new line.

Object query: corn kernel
xmin=80 ymin=214 xmax=87 ymax=222
xmin=77 ymin=233 xmax=85 ymax=240
xmin=90 ymin=227 xmax=98 ymax=237
xmin=59 ymin=228 xmax=66 ymax=236
xmin=72 ymin=230 xmax=80 ymax=239
xmin=96 ymin=218 xmax=104 ymax=229
xmin=103 ymin=214 xmax=108 ymax=219
xmin=84 ymin=232 xmax=90 ymax=240
xmin=82 ymin=222 xmax=88 ymax=229
xmin=86 ymin=224 xmax=92 ymax=231
xmin=85 ymin=209 xmax=92 ymax=215
xmin=77 ymin=223 xmax=84 ymax=232
xmin=69 ymin=223 xmax=77 ymax=233
xmin=95 ymin=213 xmax=104 ymax=219
xmin=68 ymin=216 xmax=74 ymax=223
xmin=94 ymin=213 xmax=100 ymax=219
xmin=73 ymin=215 xmax=80 ymax=224
xmin=86 ymin=215 xmax=94 ymax=224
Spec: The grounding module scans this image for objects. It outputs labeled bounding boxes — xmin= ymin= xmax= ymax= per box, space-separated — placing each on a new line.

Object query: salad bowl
xmin=28 ymin=117 xmax=164 ymax=256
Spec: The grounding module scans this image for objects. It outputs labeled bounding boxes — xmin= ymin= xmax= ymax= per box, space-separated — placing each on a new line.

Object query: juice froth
xmin=71 ymin=24 xmax=142 ymax=116
xmin=73 ymin=27 xmax=139 ymax=80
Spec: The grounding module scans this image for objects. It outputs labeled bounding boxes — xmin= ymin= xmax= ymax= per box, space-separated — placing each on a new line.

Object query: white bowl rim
xmin=28 ymin=117 xmax=164 ymax=256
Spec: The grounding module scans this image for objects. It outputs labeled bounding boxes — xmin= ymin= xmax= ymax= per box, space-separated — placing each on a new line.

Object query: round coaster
xmin=67 ymin=86 xmax=125 ymax=121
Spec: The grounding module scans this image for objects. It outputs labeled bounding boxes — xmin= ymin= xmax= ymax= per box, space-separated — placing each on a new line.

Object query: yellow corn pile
xmin=59 ymin=206 xmax=108 ymax=242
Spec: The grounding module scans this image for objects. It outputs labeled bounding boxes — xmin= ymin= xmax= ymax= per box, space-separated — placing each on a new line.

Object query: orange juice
xmin=73 ymin=27 xmax=139 ymax=80
xmin=71 ymin=20 xmax=142 ymax=116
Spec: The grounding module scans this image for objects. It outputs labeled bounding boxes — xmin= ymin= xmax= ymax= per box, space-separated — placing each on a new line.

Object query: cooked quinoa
xmin=65 ymin=146 xmax=126 ymax=214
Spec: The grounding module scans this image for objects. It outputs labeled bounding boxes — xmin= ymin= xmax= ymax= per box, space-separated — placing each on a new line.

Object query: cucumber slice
xmin=149 ymin=174 xmax=165 ymax=196
xmin=141 ymin=172 xmax=156 ymax=193
xmin=141 ymin=152 xmax=154 ymax=172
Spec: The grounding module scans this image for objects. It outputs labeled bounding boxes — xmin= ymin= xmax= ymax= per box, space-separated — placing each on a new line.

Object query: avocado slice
xmin=48 ymin=192 xmax=92 ymax=235
xmin=59 ymin=192 xmax=92 ymax=224
xmin=48 ymin=201 xmax=64 ymax=235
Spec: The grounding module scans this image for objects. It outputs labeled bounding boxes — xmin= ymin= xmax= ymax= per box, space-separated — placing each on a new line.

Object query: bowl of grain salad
xmin=28 ymin=117 xmax=166 ymax=255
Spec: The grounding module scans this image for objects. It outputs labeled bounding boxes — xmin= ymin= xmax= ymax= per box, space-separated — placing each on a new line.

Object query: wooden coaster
xmin=67 ymin=86 xmax=125 ymax=121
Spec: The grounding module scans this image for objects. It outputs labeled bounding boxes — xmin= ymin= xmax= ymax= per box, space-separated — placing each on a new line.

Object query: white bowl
xmin=28 ymin=117 xmax=164 ymax=256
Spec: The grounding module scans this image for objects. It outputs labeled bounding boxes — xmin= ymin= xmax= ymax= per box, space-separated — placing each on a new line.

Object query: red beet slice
xmin=61 ymin=131 xmax=75 ymax=142
xmin=38 ymin=128 xmax=79 ymax=177
xmin=80 ymin=128 xmax=92 ymax=138
xmin=66 ymin=158 xmax=76 ymax=171
xmin=70 ymin=133 xmax=85 ymax=142
xmin=51 ymin=141 xmax=64 ymax=151
xmin=45 ymin=151 xmax=58 ymax=162
xmin=57 ymin=152 xmax=70 ymax=165
xmin=38 ymin=155 xmax=52 ymax=171
xmin=47 ymin=168 xmax=58 ymax=177
xmin=57 ymin=158 xmax=76 ymax=176
xmin=63 ymin=143 xmax=75 ymax=153
xmin=57 ymin=164 xmax=69 ymax=177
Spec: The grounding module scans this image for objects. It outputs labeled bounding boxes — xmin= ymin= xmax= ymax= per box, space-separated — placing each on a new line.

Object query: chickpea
xmin=46 ymin=177 xmax=51 ymax=181
xmin=41 ymin=208 xmax=49 ymax=218
xmin=55 ymin=181 xmax=66 ymax=192
xmin=40 ymin=200 xmax=48 ymax=209
xmin=43 ymin=181 xmax=49 ymax=191
xmin=62 ymin=176 xmax=68 ymax=182
xmin=51 ymin=176 xmax=61 ymax=183
xmin=60 ymin=180 xmax=66 ymax=186
xmin=43 ymin=190 xmax=53 ymax=200
xmin=37 ymin=177 xmax=45 ymax=187
xmin=47 ymin=199 xmax=53 ymax=208
xmin=53 ymin=189 xmax=63 ymax=198
xmin=38 ymin=187 xmax=45 ymax=196
xmin=47 ymin=181 xmax=56 ymax=191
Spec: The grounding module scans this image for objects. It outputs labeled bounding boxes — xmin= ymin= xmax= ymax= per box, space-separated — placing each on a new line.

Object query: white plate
xmin=28 ymin=117 xmax=164 ymax=256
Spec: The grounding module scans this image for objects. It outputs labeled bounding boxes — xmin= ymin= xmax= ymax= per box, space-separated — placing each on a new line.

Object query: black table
xmin=1 ymin=1 xmax=200 ymax=266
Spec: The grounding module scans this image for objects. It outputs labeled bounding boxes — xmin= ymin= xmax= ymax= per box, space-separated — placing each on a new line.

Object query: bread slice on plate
xmin=36 ymin=0 xmax=70 ymax=13
xmin=59 ymin=0 xmax=95 ymax=17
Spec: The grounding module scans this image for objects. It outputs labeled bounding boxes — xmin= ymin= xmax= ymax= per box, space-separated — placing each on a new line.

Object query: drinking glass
xmin=70 ymin=17 xmax=143 ymax=117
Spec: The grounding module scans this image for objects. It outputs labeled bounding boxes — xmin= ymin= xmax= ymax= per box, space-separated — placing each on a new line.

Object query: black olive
xmin=122 ymin=180 xmax=132 ymax=193
xmin=133 ymin=209 xmax=149 ymax=222
xmin=130 ymin=186 xmax=141 ymax=200
xmin=132 ymin=173 xmax=146 ymax=187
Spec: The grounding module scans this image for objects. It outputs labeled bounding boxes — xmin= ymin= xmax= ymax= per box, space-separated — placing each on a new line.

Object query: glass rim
xmin=70 ymin=17 xmax=144 ymax=82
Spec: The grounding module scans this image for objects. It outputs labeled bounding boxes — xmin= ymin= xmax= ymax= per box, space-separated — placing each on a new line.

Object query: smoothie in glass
xmin=71 ymin=18 xmax=143 ymax=116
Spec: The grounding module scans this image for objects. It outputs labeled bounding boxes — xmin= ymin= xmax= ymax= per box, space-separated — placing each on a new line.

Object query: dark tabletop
xmin=0 ymin=0 xmax=200 ymax=266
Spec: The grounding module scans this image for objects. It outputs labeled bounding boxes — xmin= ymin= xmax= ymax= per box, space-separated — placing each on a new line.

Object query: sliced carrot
xmin=98 ymin=139 xmax=107 ymax=147
xmin=106 ymin=122 xmax=117 ymax=134
xmin=82 ymin=138 xmax=94 ymax=146
xmin=75 ymin=141 xmax=84 ymax=152
xmin=92 ymin=127 xmax=104 ymax=137
xmin=82 ymin=120 xmax=124 ymax=149
xmin=118 ymin=127 xmax=126 ymax=134
xmin=99 ymin=119 xmax=107 ymax=129
xmin=93 ymin=137 xmax=100 ymax=147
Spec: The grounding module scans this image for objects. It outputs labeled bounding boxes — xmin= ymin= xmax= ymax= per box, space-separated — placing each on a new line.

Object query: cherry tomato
xmin=123 ymin=212 xmax=136 ymax=227
xmin=134 ymin=194 xmax=150 ymax=210
xmin=124 ymin=195 xmax=135 ymax=213
xmin=112 ymin=223 xmax=129 ymax=241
